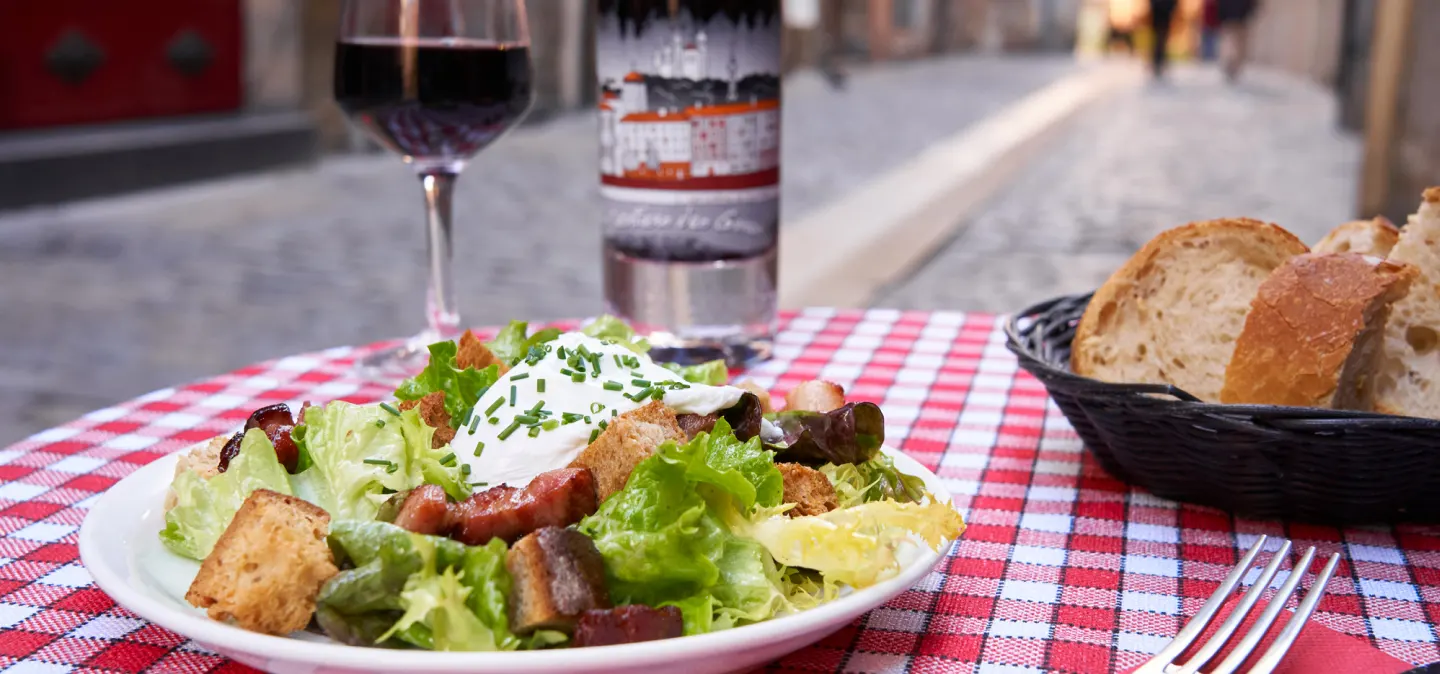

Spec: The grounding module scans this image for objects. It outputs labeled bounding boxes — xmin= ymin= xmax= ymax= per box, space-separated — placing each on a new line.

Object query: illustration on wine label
xmin=596 ymin=0 xmax=781 ymax=366
xmin=596 ymin=0 xmax=780 ymax=262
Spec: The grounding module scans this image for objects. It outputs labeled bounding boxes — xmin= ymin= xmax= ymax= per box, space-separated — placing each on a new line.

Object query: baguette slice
xmin=1313 ymin=216 xmax=1400 ymax=257
xmin=1071 ymin=218 xmax=1309 ymax=401
xmin=1374 ymin=188 xmax=1440 ymax=418
xmin=1220 ymin=253 xmax=1416 ymax=408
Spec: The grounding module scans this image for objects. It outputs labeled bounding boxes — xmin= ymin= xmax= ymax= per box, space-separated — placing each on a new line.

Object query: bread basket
xmin=1005 ymin=292 xmax=1440 ymax=525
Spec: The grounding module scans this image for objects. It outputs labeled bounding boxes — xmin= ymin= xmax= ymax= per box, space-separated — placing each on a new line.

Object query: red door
xmin=0 ymin=0 xmax=243 ymax=131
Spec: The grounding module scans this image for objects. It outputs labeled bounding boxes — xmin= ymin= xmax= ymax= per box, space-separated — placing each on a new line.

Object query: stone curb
xmin=778 ymin=63 xmax=1141 ymax=309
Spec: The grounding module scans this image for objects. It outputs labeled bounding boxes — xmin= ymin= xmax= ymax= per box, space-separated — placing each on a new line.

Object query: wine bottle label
xmin=596 ymin=0 xmax=781 ymax=262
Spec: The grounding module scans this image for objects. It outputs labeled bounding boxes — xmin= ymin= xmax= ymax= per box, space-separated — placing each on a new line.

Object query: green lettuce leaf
xmin=159 ymin=428 xmax=292 ymax=560
xmin=660 ymin=360 xmax=729 ymax=385
xmin=580 ymin=315 xmax=650 ymax=354
xmin=318 ymin=520 xmax=523 ymax=651
xmin=292 ymin=402 xmax=467 ymax=522
xmin=576 ymin=419 xmax=790 ymax=634
xmin=485 ymin=321 xmax=562 ymax=367
xmin=819 ymin=454 xmax=928 ymax=508
xmin=394 ymin=341 xmax=501 ymax=425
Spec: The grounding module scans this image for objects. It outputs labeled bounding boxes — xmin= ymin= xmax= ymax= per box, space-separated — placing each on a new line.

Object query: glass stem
xmin=420 ymin=171 xmax=461 ymax=340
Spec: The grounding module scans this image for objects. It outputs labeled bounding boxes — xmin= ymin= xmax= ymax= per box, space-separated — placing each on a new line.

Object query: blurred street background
xmin=2 ymin=0 xmax=1438 ymax=445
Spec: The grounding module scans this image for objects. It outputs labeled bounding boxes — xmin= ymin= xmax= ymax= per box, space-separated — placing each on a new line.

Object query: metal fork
xmin=1133 ymin=535 xmax=1341 ymax=674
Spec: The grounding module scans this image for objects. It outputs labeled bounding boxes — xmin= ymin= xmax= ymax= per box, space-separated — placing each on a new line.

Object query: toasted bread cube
xmin=785 ymin=380 xmax=846 ymax=413
xmin=569 ymin=401 xmax=685 ymax=501
xmin=164 ymin=435 xmax=229 ymax=511
xmin=734 ymin=380 xmax=774 ymax=413
xmin=185 ymin=489 xmax=338 ymax=635
xmin=456 ymin=329 xmax=508 ymax=374
xmin=505 ymin=527 xmax=611 ymax=635
xmin=398 ymin=391 xmax=456 ymax=448
xmin=777 ymin=463 xmax=839 ymax=517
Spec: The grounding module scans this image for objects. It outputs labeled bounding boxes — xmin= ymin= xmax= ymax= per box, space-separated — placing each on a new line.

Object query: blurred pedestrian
xmin=1200 ymin=0 xmax=1220 ymax=62
xmin=1147 ymin=0 xmax=1179 ymax=79
xmin=1217 ymin=0 xmax=1259 ymax=82
xmin=1107 ymin=0 xmax=1140 ymax=55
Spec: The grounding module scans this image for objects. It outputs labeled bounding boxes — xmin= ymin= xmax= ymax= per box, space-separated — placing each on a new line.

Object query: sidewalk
xmin=878 ymin=65 xmax=1363 ymax=312
xmin=0 ymin=55 xmax=1077 ymax=447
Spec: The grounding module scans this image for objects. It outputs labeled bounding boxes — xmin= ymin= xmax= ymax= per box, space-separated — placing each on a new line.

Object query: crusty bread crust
xmin=1072 ymin=218 xmax=1308 ymax=401
xmin=568 ymin=401 xmax=684 ymax=502
xmin=1313 ymin=217 xmax=1400 ymax=258
xmin=1220 ymin=254 xmax=1416 ymax=408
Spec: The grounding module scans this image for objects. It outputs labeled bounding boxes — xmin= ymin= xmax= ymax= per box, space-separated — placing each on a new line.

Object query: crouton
xmin=777 ymin=463 xmax=839 ymax=517
xmin=568 ymin=401 xmax=685 ymax=501
xmin=505 ymin=527 xmax=611 ymax=635
xmin=397 ymin=391 xmax=455 ymax=448
xmin=734 ymin=380 xmax=774 ymax=413
xmin=785 ymin=380 xmax=846 ymax=413
xmin=185 ymin=489 xmax=338 ymax=635
xmin=456 ymin=329 xmax=508 ymax=374
xmin=164 ymin=435 xmax=229 ymax=511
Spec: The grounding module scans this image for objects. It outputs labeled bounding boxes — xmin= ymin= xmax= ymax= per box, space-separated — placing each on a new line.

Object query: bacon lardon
xmin=573 ymin=605 xmax=684 ymax=647
xmin=392 ymin=484 xmax=452 ymax=536
xmin=450 ymin=467 xmax=599 ymax=546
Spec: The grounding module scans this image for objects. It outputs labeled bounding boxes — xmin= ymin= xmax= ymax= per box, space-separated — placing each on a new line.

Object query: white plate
xmin=79 ymin=447 xmax=954 ymax=674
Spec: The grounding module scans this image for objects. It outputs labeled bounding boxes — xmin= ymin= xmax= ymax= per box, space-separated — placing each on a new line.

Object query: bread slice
xmin=1313 ymin=216 xmax=1400 ymax=257
xmin=185 ymin=489 xmax=338 ymax=635
xmin=568 ymin=401 xmax=684 ymax=501
xmin=1373 ymin=188 xmax=1440 ymax=418
xmin=1071 ymin=218 xmax=1309 ymax=401
xmin=776 ymin=463 xmax=838 ymax=517
xmin=1220 ymin=253 xmax=1416 ymax=408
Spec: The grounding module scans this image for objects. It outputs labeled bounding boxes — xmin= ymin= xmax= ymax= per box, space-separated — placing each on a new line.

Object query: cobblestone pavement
xmin=878 ymin=65 xmax=1364 ymax=314
xmin=0 ymin=55 xmax=1077 ymax=446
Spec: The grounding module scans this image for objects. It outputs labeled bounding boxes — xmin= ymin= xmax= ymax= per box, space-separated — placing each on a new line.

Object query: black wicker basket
xmin=1005 ymin=293 xmax=1440 ymax=525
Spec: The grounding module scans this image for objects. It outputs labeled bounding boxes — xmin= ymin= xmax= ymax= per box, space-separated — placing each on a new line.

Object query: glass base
xmin=354 ymin=330 xmax=449 ymax=383
xmin=645 ymin=332 xmax=773 ymax=369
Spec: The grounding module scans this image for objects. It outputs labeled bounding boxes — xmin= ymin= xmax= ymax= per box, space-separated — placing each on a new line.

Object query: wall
xmin=1244 ymin=0 xmax=1345 ymax=86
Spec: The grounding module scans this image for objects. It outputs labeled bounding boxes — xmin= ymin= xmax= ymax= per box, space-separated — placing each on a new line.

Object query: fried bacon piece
xmin=397 ymin=391 xmax=455 ymax=448
xmin=573 ymin=605 xmax=684 ymax=647
xmin=392 ymin=484 xmax=452 ymax=536
xmin=450 ymin=468 xmax=599 ymax=546
xmin=506 ymin=527 xmax=611 ymax=634
xmin=218 ymin=403 xmax=302 ymax=473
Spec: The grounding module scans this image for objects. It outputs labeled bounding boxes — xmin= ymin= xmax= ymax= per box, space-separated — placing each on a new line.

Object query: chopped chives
xmin=486 ymin=398 xmax=505 ymax=416
xmin=557 ymin=346 xmax=568 ymax=359
xmin=528 ymin=425 xmax=542 ymax=437
xmin=571 ymin=372 xmax=586 ymax=383
xmin=471 ymin=481 xmax=489 ymax=488
xmin=590 ymin=402 xmax=606 ymax=414
xmin=473 ymin=441 xmax=485 ymax=457
xmin=461 ymin=464 xmax=472 ymax=476
xmin=542 ymin=419 xmax=560 ymax=431
xmin=584 ymin=416 xmax=592 ymax=424
xmin=632 ymin=379 xmax=651 ymax=387
xmin=363 ymin=458 xmax=392 ymax=466
xmin=468 ymin=414 xmax=481 ymax=433
xmin=385 ymin=463 xmax=399 ymax=474
xmin=439 ymin=452 xmax=456 ymax=466
xmin=537 ymin=378 xmax=546 ymax=393
xmin=374 ymin=419 xmax=385 ymax=428
xmin=489 ymin=417 xmax=500 ymax=425
xmin=510 ymin=372 xmax=530 ymax=381
xmin=459 ymin=408 xmax=472 ymax=426
xmin=529 ymin=400 xmax=546 ymax=413
xmin=614 ymin=354 xmax=623 ymax=367
xmin=589 ymin=428 xmax=600 ymax=443
xmin=514 ymin=414 xmax=540 ymax=424
xmin=498 ymin=420 xmax=521 ymax=440
xmin=560 ymin=368 xmax=576 ymax=377
xmin=380 ymin=402 xmax=401 ymax=416
xmin=562 ymin=412 xmax=583 ymax=423
xmin=612 ymin=409 xmax=618 ymax=417
xmin=577 ymin=344 xmax=591 ymax=357
xmin=509 ymin=385 xmax=517 ymax=406
xmin=599 ymin=419 xmax=608 ymax=431
xmin=603 ymin=381 xmax=623 ymax=391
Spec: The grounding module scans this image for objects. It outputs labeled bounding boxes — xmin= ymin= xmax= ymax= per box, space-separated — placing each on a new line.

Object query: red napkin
xmin=1122 ymin=594 xmax=1414 ymax=674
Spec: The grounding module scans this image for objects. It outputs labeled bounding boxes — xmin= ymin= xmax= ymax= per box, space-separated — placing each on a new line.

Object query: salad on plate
xmin=159 ymin=317 xmax=965 ymax=651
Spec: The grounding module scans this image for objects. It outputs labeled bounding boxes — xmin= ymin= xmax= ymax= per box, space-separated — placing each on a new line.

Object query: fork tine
xmin=1206 ymin=546 xmax=1318 ymax=674
xmin=1172 ymin=539 xmax=1294 ymax=674
xmin=1245 ymin=552 xmax=1341 ymax=674
xmin=1132 ymin=536 xmax=1269 ymax=674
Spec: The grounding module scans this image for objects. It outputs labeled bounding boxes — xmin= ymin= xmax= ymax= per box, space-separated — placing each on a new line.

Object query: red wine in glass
xmin=335 ymin=39 xmax=532 ymax=167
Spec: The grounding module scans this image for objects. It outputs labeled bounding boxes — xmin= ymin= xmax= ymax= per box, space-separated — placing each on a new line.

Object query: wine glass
xmin=335 ymin=0 xmax=533 ymax=380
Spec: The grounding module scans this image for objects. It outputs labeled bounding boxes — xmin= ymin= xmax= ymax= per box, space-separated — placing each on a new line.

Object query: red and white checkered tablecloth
xmin=3 ymin=309 xmax=1439 ymax=673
